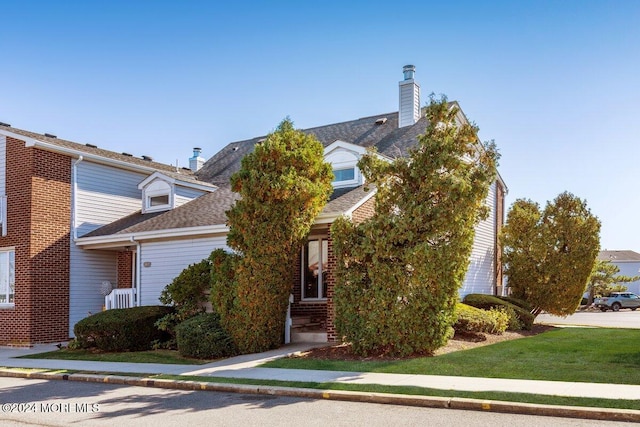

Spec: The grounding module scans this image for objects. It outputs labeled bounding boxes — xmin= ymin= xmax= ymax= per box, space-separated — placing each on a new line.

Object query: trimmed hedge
xmin=497 ymin=296 xmax=532 ymax=312
xmin=454 ymin=303 xmax=508 ymax=335
xmin=74 ymin=306 xmax=173 ymax=352
xmin=175 ymin=313 xmax=235 ymax=359
xmin=463 ymin=294 xmax=534 ymax=330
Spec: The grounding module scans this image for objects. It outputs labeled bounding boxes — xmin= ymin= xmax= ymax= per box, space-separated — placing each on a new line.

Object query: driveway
xmin=536 ymin=310 xmax=640 ymax=329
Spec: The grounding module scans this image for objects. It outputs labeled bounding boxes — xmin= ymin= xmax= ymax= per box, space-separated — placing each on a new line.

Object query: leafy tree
xmin=212 ymin=118 xmax=333 ymax=354
xmin=332 ymin=95 xmax=499 ymax=357
xmin=585 ymin=260 xmax=639 ymax=305
xmin=501 ymin=192 xmax=601 ymax=317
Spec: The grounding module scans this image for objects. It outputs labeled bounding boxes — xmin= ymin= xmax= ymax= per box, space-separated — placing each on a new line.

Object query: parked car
xmin=594 ymin=292 xmax=640 ymax=312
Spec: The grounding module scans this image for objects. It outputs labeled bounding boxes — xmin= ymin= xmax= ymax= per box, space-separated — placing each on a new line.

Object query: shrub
xmin=498 ymin=296 xmax=532 ymax=311
xmin=157 ymin=259 xmax=212 ymax=341
xmin=454 ymin=303 xmax=508 ymax=335
xmin=74 ymin=306 xmax=173 ymax=352
xmin=175 ymin=313 xmax=235 ymax=359
xmin=463 ymin=294 xmax=534 ymax=330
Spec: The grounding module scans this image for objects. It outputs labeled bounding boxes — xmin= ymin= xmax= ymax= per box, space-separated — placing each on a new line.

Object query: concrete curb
xmin=2 ymin=369 xmax=639 ymax=423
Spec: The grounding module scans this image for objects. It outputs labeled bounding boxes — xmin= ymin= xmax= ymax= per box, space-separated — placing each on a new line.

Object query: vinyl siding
xmin=139 ymin=236 xmax=228 ymax=306
xmin=175 ymin=185 xmax=205 ymax=208
xmin=460 ymin=181 xmax=497 ymax=297
xmin=610 ymin=262 xmax=640 ymax=295
xmin=69 ymin=161 xmax=148 ymax=335
xmin=75 ymin=162 xmax=145 ymax=237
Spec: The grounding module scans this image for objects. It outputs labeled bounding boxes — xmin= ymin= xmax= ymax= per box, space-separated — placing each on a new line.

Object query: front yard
xmin=264 ymin=327 xmax=640 ymax=385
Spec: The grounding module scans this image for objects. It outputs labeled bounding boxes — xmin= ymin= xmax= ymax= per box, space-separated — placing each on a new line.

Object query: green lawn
xmin=18 ymin=349 xmax=212 ymax=365
xmin=264 ymin=328 xmax=640 ymax=385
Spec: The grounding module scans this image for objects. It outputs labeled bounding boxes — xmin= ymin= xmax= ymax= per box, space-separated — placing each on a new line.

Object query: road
xmin=536 ymin=310 xmax=640 ymax=328
xmin=0 ymin=378 xmax=631 ymax=427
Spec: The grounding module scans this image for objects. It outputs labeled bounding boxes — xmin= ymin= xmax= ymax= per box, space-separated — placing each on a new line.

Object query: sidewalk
xmin=1 ymin=342 xmax=639 ymax=401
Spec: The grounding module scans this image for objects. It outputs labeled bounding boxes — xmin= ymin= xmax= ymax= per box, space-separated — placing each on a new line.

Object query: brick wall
xmin=0 ymin=137 xmax=71 ymax=345
xmin=116 ymin=251 xmax=134 ymax=289
xmin=351 ymin=196 xmax=375 ymax=224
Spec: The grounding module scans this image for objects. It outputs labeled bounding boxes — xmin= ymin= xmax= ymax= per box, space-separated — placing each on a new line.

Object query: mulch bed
xmin=294 ymin=324 xmax=555 ymax=361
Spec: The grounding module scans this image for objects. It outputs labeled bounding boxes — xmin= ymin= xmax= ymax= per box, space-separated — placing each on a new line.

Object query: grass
xmin=18 ymin=349 xmax=212 ymax=365
xmin=264 ymin=328 xmax=640 ymax=385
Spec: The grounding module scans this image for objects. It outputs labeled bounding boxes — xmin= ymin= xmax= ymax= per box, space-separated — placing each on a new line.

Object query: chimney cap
xmin=402 ymin=64 xmax=416 ymax=80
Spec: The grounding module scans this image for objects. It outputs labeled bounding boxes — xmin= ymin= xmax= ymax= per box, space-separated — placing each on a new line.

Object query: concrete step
xmin=291 ymin=330 xmax=328 ymax=343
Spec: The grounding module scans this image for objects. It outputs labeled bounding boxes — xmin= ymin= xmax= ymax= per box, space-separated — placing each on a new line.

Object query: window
xmin=149 ymin=195 xmax=169 ymax=206
xmin=333 ymin=168 xmax=355 ymax=183
xmin=142 ymin=179 xmax=173 ymax=213
xmin=303 ymin=239 xmax=328 ymax=300
xmin=0 ymin=249 xmax=15 ymax=305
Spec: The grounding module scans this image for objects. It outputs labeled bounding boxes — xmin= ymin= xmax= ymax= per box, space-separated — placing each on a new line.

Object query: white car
xmin=594 ymin=292 xmax=640 ymax=312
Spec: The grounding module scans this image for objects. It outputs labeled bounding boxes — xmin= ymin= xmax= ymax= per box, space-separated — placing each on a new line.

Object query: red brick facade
xmin=116 ymin=251 xmax=134 ymax=289
xmin=290 ymin=196 xmax=376 ymax=343
xmin=0 ymin=137 xmax=71 ymax=345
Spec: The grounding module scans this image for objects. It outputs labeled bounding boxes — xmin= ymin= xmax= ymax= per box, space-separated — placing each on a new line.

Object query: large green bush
xmin=157 ymin=259 xmax=211 ymax=339
xmin=454 ymin=303 xmax=508 ymax=335
xmin=332 ymin=96 xmax=498 ymax=357
xmin=175 ymin=313 xmax=235 ymax=359
xmin=212 ymin=119 xmax=333 ymax=354
xmin=74 ymin=306 xmax=173 ymax=352
xmin=463 ymin=294 xmax=534 ymax=330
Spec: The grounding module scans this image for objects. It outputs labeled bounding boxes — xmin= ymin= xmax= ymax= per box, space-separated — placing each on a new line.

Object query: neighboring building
xmin=598 ymin=250 xmax=640 ymax=294
xmin=0 ymin=65 xmax=506 ymax=345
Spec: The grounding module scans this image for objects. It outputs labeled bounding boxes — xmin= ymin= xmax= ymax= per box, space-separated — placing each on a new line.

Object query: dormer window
xmin=143 ymin=179 xmax=173 ymax=213
xmin=332 ymin=168 xmax=355 ymax=183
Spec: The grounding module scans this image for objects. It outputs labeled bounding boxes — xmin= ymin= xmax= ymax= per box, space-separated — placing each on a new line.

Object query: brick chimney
xmin=398 ymin=65 xmax=421 ymax=128
xmin=189 ymin=148 xmax=205 ymax=172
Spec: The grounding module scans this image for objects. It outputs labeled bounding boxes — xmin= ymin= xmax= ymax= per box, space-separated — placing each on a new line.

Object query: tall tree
xmin=332 ymin=95 xmax=499 ymax=357
xmin=586 ymin=260 xmax=639 ymax=305
xmin=214 ymin=118 xmax=333 ymax=354
xmin=501 ymin=192 xmax=601 ymax=317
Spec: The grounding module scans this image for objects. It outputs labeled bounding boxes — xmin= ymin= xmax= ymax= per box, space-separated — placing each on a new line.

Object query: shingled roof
xmin=195 ymin=110 xmax=431 ymax=187
xmin=0 ymin=124 xmax=190 ymax=175
xmin=599 ymin=250 xmax=640 ymax=262
xmin=82 ymin=187 xmax=240 ymax=237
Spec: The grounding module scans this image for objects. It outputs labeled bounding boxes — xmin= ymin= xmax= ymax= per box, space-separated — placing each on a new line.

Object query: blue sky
xmin=1 ymin=1 xmax=639 ymax=250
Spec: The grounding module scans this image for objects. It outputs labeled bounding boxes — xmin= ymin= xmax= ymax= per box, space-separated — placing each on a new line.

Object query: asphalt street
xmin=537 ymin=310 xmax=640 ymax=328
xmin=0 ymin=377 xmax=633 ymax=427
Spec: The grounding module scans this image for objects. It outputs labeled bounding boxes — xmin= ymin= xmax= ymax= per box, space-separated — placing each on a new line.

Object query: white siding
xmin=175 ymin=185 xmax=205 ymax=208
xmin=69 ymin=161 xmax=148 ymax=335
xmin=611 ymin=262 xmax=640 ymax=295
xmin=68 ymin=246 xmax=116 ymax=336
xmin=139 ymin=236 xmax=229 ymax=306
xmin=0 ymin=136 xmax=5 ymax=196
xmin=75 ymin=162 xmax=146 ymax=236
xmin=460 ymin=181 xmax=497 ymax=297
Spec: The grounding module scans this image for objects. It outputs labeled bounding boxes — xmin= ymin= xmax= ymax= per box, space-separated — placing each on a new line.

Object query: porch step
xmin=291 ymin=329 xmax=328 ymax=343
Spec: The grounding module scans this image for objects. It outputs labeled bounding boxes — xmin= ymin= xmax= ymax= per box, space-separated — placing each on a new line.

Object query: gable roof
xmin=195 ymin=111 xmax=430 ymax=186
xmin=0 ymin=125 xmax=191 ymax=175
xmin=599 ymin=250 xmax=640 ymax=262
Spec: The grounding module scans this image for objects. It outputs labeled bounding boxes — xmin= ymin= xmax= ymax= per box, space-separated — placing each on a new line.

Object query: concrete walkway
xmin=1 ymin=342 xmax=639 ymax=401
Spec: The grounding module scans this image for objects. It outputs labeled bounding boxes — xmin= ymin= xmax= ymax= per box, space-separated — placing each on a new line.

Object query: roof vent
xmin=232 ymin=146 xmax=239 ymax=151
xmin=44 ymin=133 xmax=57 ymax=138
xmin=257 ymin=138 xmax=267 ymax=143
xmin=375 ymin=118 xmax=387 ymax=125
xmin=122 ymin=152 xmax=133 ymax=157
xmin=181 ymin=167 xmax=191 ymax=171
xmin=142 ymin=155 xmax=153 ymax=162
xmin=85 ymin=143 xmax=98 ymax=148
xmin=0 ymin=122 xmax=11 ymax=127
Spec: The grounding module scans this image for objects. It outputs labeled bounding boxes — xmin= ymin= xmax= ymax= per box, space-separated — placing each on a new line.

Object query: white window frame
xmin=301 ymin=237 xmax=328 ymax=301
xmin=332 ymin=167 xmax=357 ymax=186
xmin=0 ymin=248 xmax=15 ymax=307
xmin=142 ymin=179 xmax=174 ymax=213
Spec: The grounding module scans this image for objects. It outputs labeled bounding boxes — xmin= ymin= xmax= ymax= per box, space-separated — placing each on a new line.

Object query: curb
xmin=2 ymin=369 xmax=639 ymax=423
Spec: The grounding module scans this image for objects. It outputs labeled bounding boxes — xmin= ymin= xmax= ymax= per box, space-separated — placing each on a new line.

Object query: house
xmin=598 ymin=250 xmax=640 ymax=294
xmin=0 ymin=65 xmax=506 ymax=346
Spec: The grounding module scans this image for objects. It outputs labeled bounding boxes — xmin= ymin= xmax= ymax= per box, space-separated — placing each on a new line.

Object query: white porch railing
xmin=105 ymin=288 xmax=136 ymax=310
